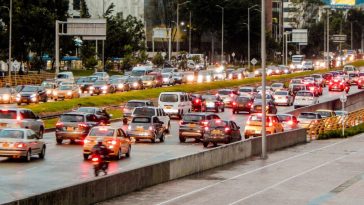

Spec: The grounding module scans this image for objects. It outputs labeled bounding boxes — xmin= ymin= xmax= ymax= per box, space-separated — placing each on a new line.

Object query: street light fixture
xmin=261 ymin=0 xmax=267 ymax=159
xmin=177 ymin=1 xmax=190 ymax=53
xmin=216 ymin=4 xmax=224 ymax=64
xmin=1 ymin=0 xmax=12 ymax=83
xmin=248 ymin=4 xmax=260 ymax=70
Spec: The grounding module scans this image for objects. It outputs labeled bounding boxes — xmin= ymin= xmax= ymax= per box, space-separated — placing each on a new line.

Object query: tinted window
xmin=56 ymin=74 xmax=69 ymax=79
xmin=59 ymin=86 xmax=72 ymax=90
xmin=0 ymin=110 xmax=17 ymax=119
xmin=236 ymin=97 xmax=250 ymax=103
xmin=76 ymin=108 xmax=95 ymax=114
xmin=299 ymin=113 xmax=319 ymax=119
xmin=209 ymin=120 xmax=228 ymax=128
xmin=126 ymin=102 xmax=146 ymax=108
xmin=22 ymin=86 xmax=38 ymax=92
xmin=274 ymin=91 xmax=288 ymax=95
xmin=60 ymin=114 xmax=84 ymax=122
xmin=296 ymin=92 xmax=313 ymax=97
xmin=132 ymin=117 xmax=151 ymax=123
xmin=277 ymin=115 xmax=291 ymax=122
xmin=160 ymin=94 xmax=178 ymax=102
xmin=133 ymin=108 xmax=155 ymax=116
xmin=218 ymin=90 xmax=232 ymax=95
xmin=0 ymin=130 xmax=24 ymax=139
xmin=202 ymin=95 xmax=216 ymax=100
xmin=239 ymin=88 xmax=253 ymax=93
xmin=182 ymin=115 xmax=204 ymax=122
xmin=89 ymin=128 xmax=114 ymax=137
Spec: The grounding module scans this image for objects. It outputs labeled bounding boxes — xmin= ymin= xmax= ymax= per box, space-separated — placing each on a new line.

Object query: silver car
xmin=0 ymin=128 xmax=46 ymax=161
xmin=0 ymin=108 xmax=45 ymax=138
xmin=273 ymin=90 xmax=294 ymax=106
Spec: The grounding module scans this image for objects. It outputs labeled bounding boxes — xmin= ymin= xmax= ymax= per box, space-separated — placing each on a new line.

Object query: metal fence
xmin=0 ymin=72 xmax=55 ymax=87
xmin=307 ymin=108 xmax=364 ymax=139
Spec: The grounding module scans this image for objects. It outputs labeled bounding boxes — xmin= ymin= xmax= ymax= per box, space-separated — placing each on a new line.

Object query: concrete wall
xmin=288 ymin=90 xmax=364 ymax=117
xmin=3 ymin=129 xmax=306 ymax=205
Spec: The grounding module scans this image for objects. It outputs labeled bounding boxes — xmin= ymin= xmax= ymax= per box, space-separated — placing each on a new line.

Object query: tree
xmin=152 ymin=52 xmax=164 ymax=67
xmin=80 ymin=0 xmax=91 ymax=18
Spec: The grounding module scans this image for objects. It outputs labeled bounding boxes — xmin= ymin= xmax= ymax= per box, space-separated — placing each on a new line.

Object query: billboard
xmin=331 ymin=0 xmax=356 ymax=5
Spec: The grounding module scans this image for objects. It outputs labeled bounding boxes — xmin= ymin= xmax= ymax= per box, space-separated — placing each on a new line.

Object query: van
xmin=158 ymin=92 xmax=191 ymax=118
xmin=132 ymin=107 xmax=170 ymax=132
xmin=55 ymin=72 xmax=75 ymax=84
xmin=131 ymin=66 xmax=153 ymax=76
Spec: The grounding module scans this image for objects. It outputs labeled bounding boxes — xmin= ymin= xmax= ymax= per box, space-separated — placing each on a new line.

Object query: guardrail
xmin=0 ymin=72 xmax=55 ymax=87
xmin=307 ymin=108 xmax=364 ymax=139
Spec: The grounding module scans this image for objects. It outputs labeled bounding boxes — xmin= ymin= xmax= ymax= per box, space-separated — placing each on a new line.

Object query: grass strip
xmin=318 ymin=123 xmax=364 ymax=139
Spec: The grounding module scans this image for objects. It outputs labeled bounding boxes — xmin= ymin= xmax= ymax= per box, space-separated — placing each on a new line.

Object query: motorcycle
xmin=91 ymin=154 xmax=108 ymax=177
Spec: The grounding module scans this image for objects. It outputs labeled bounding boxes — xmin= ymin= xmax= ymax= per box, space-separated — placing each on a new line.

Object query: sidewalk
xmin=100 ymin=134 xmax=364 ymax=205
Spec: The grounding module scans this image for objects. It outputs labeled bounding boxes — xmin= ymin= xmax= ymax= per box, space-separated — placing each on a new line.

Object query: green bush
xmin=318 ymin=123 xmax=364 ymax=139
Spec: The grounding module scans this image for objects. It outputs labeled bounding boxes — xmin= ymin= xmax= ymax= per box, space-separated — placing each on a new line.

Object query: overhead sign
xmin=251 ymin=58 xmax=258 ymax=65
xmin=65 ymin=18 xmax=106 ymax=40
xmin=332 ymin=34 xmax=347 ymax=43
xmin=153 ymin=28 xmax=168 ymax=39
xmin=291 ymin=29 xmax=308 ymax=44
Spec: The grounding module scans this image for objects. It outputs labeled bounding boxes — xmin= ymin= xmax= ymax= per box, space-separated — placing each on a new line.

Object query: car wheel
xmin=159 ymin=132 xmax=165 ymax=143
xmin=23 ymin=150 xmax=31 ymax=162
xmin=117 ymin=149 xmax=122 ymax=160
xmin=39 ymin=146 xmax=46 ymax=159
xmin=245 ymin=135 xmax=250 ymax=139
xmin=203 ymin=142 xmax=209 ymax=148
xmin=56 ymin=138 xmax=63 ymax=144
xmin=179 ymin=135 xmax=186 ymax=143
xmin=83 ymin=154 xmax=89 ymax=160
xmin=126 ymin=146 xmax=131 ymax=158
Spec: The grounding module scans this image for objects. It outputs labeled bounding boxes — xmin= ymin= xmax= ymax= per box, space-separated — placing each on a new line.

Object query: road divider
xmin=3 ymin=128 xmax=306 ymax=205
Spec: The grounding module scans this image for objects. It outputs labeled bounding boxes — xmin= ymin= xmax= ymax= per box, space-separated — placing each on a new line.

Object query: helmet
xmin=96 ymin=138 xmax=103 ymax=145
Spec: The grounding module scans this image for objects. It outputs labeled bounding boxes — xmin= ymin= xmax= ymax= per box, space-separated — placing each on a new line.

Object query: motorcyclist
xmin=91 ymin=138 xmax=110 ymax=174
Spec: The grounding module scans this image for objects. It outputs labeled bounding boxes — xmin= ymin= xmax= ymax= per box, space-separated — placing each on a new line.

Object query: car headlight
xmin=89 ymin=86 xmax=94 ymax=90
xmin=67 ymin=91 xmax=72 ymax=95
xmin=187 ymin=75 xmax=194 ymax=81
xmin=254 ymin=71 xmax=259 ymax=75
xmin=147 ymin=82 xmax=151 ymax=85
xmin=133 ymin=82 xmax=138 ymax=87
xmin=101 ymin=86 xmax=108 ymax=90
xmin=46 ymin=90 xmax=51 ymax=95
xmin=117 ymin=84 xmax=124 ymax=89
xmin=30 ymin=94 xmax=37 ymax=98
xmin=16 ymin=94 xmax=20 ymax=98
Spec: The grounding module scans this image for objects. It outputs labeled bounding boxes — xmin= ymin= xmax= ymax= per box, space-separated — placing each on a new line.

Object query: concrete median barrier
xmin=3 ymin=129 xmax=307 ymax=205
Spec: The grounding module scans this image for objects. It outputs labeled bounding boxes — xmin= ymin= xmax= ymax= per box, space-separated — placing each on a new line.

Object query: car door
xmin=28 ymin=110 xmax=42 ymax=134
xmin=152 ymin=117 xmax=163 ymax=137
xmin=38 ymin=87 xmax=47 ymax=101
xmin=116 ymin=128 xmax=127 ymax=153
xmin=27 ymin=130 xmax=41 ymax=154
xmin=230 ymin=121 xmax=240 ymax=140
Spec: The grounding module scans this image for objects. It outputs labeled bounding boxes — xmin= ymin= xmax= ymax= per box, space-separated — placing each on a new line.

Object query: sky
xmin=322 ymin=0 xmax=364 ymax=5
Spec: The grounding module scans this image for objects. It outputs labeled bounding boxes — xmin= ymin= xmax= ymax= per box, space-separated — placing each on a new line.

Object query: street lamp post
xmin=216 ymin=5 xmax=224 ymax=64
xmin=248 ymin=4 xmax=259 ymax=70
xmin=1 ymin=0 xmax=12 ymax=83
xmin=177 ymin=1 xmax=190 ymax=53
xmin=189 ymin=11 xmax=192 ymax=54
xmin=261 ymin=0 xmax=267 ymax=159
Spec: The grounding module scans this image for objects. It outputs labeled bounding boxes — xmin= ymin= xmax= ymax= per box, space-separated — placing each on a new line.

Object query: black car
xmin=77 ymin=76 xmax=98 ymax=93
xmin=201 ymin=94 xmax=225 ymax=113
xmin=232 ymin=96 xmax=254 ymax=114
xmin=16 ymin=85 xmax=48 ymax=105
xmin=203 ymin=120 xmax=241 ymax=147
xmin=178 ymin=113 xmax=220 ymax=143
xmin=90 ymin=80 xmax=116 ymax=95
xmin=75 ymin=107 xmax=112 ymax=125
xmin=127 ymin=76 xmax=144 ymax=90
xmin=110 ymin=78 xmax=131 ymax=92
xmin=251 ymin=100 xmax=277 ymax=114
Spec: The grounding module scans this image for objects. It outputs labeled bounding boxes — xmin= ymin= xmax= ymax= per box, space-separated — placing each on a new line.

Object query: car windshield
xmin=183 ymin=115 xmax=204 ymax=122
xmin=0 ymin=130 xmax=24 ymax=139
xmin=256 ymin=94 xmax=272 ymax=99
xmin=142 ymin=76 xmax=154 ymax=81
xmin=202 ymin=95 xmax=216 ymax=100
xmin=292 ymin=85 xmax=305 ymax=90
xmin=94 ymin=81 xmax=107 ymax=85
xmin=132 ymin=117 xmax=151 ymax=123
xmin=162 ymin=68 xmax=173 ymax=73
xmin=218 ymin=90 xmax=232 ymax=95
xmin=126 ymin=102 xmax=146 ymax=108
xmin=316 ymin=111 xmax=330 ymax=117
xmin=56 ymin=74 xmax=69 ymax=79
xmin=0 ymin=88 xmax=11 ymax=94
xmin=89 ymin=128 xmax=114 ymax=137
xmin=0 ymin=110 xmax=17 ymax=119
xmin=160 ymin=94 xmax=178 ymax=102
xmin=60 ymin=114 xmax=84 ymax=122
xmin=43 ymin=84 xmax=54 ymax=89
xmin=22 ymin=86 xmax=38 ymax=92
xmin=59 ymin=86 xmax=72 ymax=90
xmin=349 ymin=73 xmax=358 ymax=77
xmin=236 ymin=97 xmax=250 ymax=103
xmin=110 ymin=79 xmax=126 ymax=84
xmin=345 ymin=67 xmax=354 ymax=71
xmin=94 ymin=73 xmax=104 ymax=77
xmin=127 ymin=77 xmax=139 ymax=82
xmin=132 ymin=70 xmax=146 ymax=76
xmin=76 ymin=108 xmax=95 ymax=113
xmin=296 ymin=92 xmax=313 ymax=97
xmin=209 ymin=120 xmax=228 ymax=128
xmin=299 ymin=113 xmax=319 ymax=119
xmin=76 ymin=78 xmax=87 ymax=83
xmin=274 ymin=91 xmax=288 ymax=95
xmin=277 ymin=115 xmax=291 ymax=122
xmin=311 ymin=75 xmax=321 ymax=79
xmin=133 ymin=108 xmax=155 ymax=116
xmin=239 ymin=88 xmax=253 ymax=93
xmin=162 ymin=74 xmax=170 ymax=78
xmin=271 ymin=84 xmax=283 ymax=88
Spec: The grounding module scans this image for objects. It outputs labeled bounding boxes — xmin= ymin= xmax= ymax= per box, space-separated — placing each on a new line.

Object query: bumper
xmin=204 ymin=135 xmax=229 ymax=142
xmin=0 ymin=149 xmax=27 ymax=157
xmin=233 ymin=106 xmax=251 ymax=112
xmin=179 ymin=129 xmax=204 ymax=138
xmin=56 ymin=131 xmax=88 ymax=140
xmin=127 ymin=131 xmax=154 ymax=139
xmin=16 ymin=97 xmax=37 ymax=103
xmin=275 ymin=100 xmax=289 ymax=105
xmin=329 ymin=86 xmax=344 ymax=91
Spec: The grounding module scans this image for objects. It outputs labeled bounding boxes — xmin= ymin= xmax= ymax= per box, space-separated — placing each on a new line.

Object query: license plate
xmin=255 ymin=130 xmax=261 ymax=134
xmin=2 ymin=143 xmax=9 ymax=148
xmin=189 ymin=124 xmax=196 ymax=128
xmin=207 ymin=102 xmax=214 ymax=107
xmin=211 ymin=130 xmax=222 ymax=135
xmin=164 ymin=106 xmax=172 ymax=109
xmin=67 ymin=127 xmax=74 ymax=131
xmin=136 ymin=126 xmax=144 ymax=131
xmin=0 ymin=123 xmax=7 ymax=128
xmin=22 ymin=99 xmax=27 ymax=102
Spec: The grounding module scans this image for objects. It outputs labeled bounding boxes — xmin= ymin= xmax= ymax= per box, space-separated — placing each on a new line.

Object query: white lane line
xmin=229 ymin=153 xmax=356 ymax=205
xmin=156 ymin=139 xmax=349 ymax=205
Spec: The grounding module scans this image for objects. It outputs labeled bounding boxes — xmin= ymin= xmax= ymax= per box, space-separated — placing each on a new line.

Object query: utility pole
xmin=55 ymin=20 xmax=60 ymax=74
xmin=189 ymin=11 xmax=192 ymax=54
xmin=248 ymin=5 xmax=259 ymax=70
xmin=261 ymin=0 xmax=267 ymax=159
xmin=1 ymin=0 xmax=13 ymax=82
xmin=216 ymin=5 xmax=224 ymax=64
xmin=176 ymin=1 xmax=190 ymax=53
xmin=351 ymin=22 xmax=353 ymax=50
xmin=327 ymin=9 xmax=330 ymax=69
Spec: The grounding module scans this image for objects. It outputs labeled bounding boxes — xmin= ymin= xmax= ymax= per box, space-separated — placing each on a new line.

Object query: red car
xmin=305 ymin=83 xmax=322 ymax=96
xmin=328 ymin=77 xmax=350 ymax=93
xmin=358 ymin=77 xmax=364 ymax=89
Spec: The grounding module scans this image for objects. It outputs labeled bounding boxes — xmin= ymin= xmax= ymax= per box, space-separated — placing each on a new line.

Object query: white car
xmin=162 ymin=73 xmax=175 ymax=85
xmin=158 ymin=92 xmax=191 ymax=119
xmin=311 ymin=74 xmax=325 ymax=87
xmin=273 ymin=90 xmax=294 ymax=106
xmin=297 ymin=112 xmax=322 ymax=128
xmin=93 ymin=72 xmax=110 ymax=81
xmin=131 ymin=107 xmax=171 ymax=132
xmin=271 ymin=83 xmax=284 ymax=91
xmin=293 ymin=91 xmax=318 ymax=109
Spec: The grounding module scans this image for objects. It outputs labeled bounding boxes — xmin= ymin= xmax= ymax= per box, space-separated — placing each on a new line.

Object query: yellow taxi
xmin=244 ymin=114 xmax=284 ymax=139
xmin=83 ymin=126 xmax=131 ymax=160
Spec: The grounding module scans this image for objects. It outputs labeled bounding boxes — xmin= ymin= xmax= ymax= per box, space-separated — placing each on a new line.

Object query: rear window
xmin=160 ymin=94 xmax=178 ymax=102
xmin=126 ymin=102 xmax=146 ymax=108
xmin=239 ymin=88 xmax=253 ymax=93
xmin=209 ymin=120 xmax=228 ymax=128
xmin=76 ymin=108 xmax=95 ymax=114
xmin=316 ymin=111 xmax=331 ymax=117
xmin=132 ymin=117 xmax=151 ymax=123
xmin=0 ymin=110 xmax=17 ymax=119
xmin=218 ymin=90 xmax=232 ymax=95
xmin=296 ymin=92 xmax=313 ymax=97
xmin=60 ymin=114 xmax=84 ymax=122
xmin=291 ymin=79 xmax=302 ymax=84
xmin=202 ymin=95 xmax=216 ymax=100
xmin=249 ymin=115 xmax=266 ymax=122
xmin=59 ymin=86 xmax=72 ymax=90
xmin=271 ymin=84 xmax=283 ymax=88
xmin=183 ymin=115 xmax=204 ymax=122
xmin=133 ymin=108 xmax=155 ymax=116
xmin=274 ymin=91 xmax=288 ymax=95
xmin=277 ymin=115 xmax=291 ymax=122
xmin=0 ymin=130 xmax=24 ymax=139
xmin=22 ymin=86 xmax=38 ymax=92
xmin=56 ymin=74 xmax=69 ymax=79
xmin=89 ymin=128 xmax=114 ymax=137
xmin=236 ymin=97 xmax=250 ymax=103
xmin=299 ymin=113 xmax=319 ymax=119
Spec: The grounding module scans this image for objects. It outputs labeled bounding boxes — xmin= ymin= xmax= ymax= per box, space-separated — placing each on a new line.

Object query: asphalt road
xmin=0 ymin=86 xmax=360 ymax=203
xmin=99 ymin=133 xmax=364 ymax=205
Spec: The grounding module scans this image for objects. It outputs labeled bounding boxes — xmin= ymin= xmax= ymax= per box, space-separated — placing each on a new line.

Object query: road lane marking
xmin=156 ymin=139 xmax=350 ymax=205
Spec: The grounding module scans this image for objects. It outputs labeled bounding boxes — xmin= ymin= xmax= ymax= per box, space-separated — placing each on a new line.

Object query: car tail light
xmin=232 ymin=102 xmax=237 ymax=106
xmin=230 ymin=94 xmax=234 ymax=97
xmin=84 ymin=139 xmax=90 ymax=144
xmin=201 ymin=120 xmax=208 ymax=126
xmin=78 ymin=123 xmax=88 ymax=129
xmin=224 ymin=127 xmax=230 ymax=132
xmin=286 ymin=96 xmax=289 ymax=99
xmin=288 ymin=120 xmax=294 ymax=125
xmin=16 ymin=115 xmax=22 ymax=121
xmin=268 ymin=122 xmax=273 ymax=127
xmin=108 ymin=140 xmax=117 ymax=145
xmin=204 ymin=126 xmax=209 ymax=131
xmin=310 ymin=87 xmax=314 ymax=91
xmin=56 ymin=122 xmax=63 ymax=127
xmin=149 ymin=126 xmax=153 ymax=131
xmin=15 ymin=142 xmax=26 ymax=148
xmin=195 ymin=99 xmax=200 ymax=103
xmin=91 ymin=157 xmax=99 ymax=162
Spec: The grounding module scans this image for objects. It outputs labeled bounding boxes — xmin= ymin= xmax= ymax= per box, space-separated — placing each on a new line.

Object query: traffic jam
xmin=0 ymin=63 xmax=361 ymax=164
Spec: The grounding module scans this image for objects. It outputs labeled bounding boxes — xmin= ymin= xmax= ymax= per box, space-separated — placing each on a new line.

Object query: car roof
xmin=0 ymin=128 xmax=29 ymax=132
xmin=316 ymin=109 xmax=333 ymax=112
xmin=63 ymin=112 xmax=89 ymax=116
xmin=184 ymin=113 xmax=215 ymax=116
xmin=128 ymin=100 xmax=152 ymax=103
